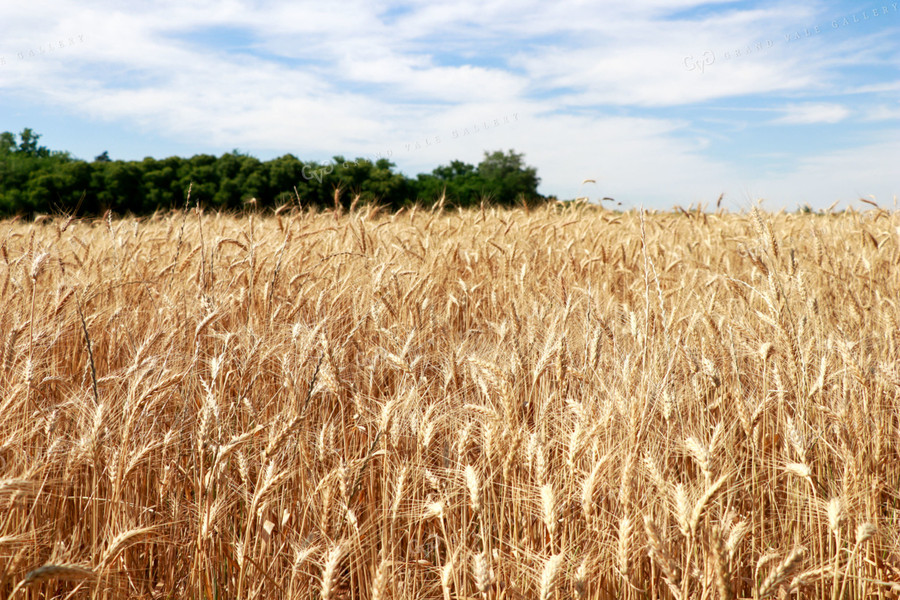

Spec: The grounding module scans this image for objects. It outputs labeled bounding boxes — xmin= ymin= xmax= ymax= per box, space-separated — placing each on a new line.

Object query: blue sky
xmin=1 ymin=0 xmax=898 ymax=210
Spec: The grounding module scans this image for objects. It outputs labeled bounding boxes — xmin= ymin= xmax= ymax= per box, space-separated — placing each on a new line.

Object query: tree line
xmin=0 ymin=129 xmax=547 ymax=216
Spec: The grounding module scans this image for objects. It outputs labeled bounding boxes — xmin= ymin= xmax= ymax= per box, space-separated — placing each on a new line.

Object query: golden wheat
xmin=0 ymin=203 xmax=897 ymax=599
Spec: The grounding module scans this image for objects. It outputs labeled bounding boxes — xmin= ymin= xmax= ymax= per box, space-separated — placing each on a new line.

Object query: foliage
xmin=0 ymin=129 xmax=546 ymax=215
xmin=415 ymin=150 xmax=543 ymax=208
xmin=476 ymin=149 xmax=542 ymax=206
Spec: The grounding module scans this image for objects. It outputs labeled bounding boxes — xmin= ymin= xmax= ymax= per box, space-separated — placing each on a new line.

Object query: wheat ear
xmin=321 ymin=542 xmax=345 ymax=600
xmin=539 ymin=553 xmax=564 ymax=600
xmin=11 ymin=564 xmax=96 ymax=597
xmin=758 ymin=547 xmax=806 ymax=598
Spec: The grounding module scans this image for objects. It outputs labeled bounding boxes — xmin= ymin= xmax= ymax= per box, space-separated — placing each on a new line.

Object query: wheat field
xmin=1 ymin=201 xmax=898 ymax=599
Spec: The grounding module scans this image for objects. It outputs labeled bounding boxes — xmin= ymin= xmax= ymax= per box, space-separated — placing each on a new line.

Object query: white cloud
xmin=862 ymin=104 xmax=900 ymax=121
xmin=773 ymin=103 xmax=852 ymax=124
xmin=0 ymin=0 xmax=897 ymax=210
xmin=508 ymin=112 xmax=738 ymax=207
xmin=753 ymin=134 xmax=900 ymax=208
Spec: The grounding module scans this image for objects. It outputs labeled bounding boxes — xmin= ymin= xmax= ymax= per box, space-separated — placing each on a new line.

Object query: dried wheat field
xmin=1 ymin=202 xmax=899 ymax=600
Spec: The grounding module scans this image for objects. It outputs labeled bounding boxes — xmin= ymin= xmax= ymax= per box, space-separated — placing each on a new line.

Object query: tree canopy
xmin=0 ymin=129 xmax=546 ymax=216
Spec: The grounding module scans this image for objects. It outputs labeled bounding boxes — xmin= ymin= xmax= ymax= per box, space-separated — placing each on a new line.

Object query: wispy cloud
xmin=773 ymin=103 xmax=852 ymax=124
xmin=757 ymin=134 xmax=900 ymax=209
xmin=1 ymin=0 xmax=897 ymax=208
xmin=861 ymin=103 xmax=900 ymax=121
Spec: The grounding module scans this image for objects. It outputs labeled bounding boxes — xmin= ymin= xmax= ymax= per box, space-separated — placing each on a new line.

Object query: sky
xmin=1 ymin=0 xmax=898 ymax=211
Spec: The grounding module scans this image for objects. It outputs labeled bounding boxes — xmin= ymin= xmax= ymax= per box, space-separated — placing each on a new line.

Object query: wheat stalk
xmin=11 ymin=564 xmax=96 ymax=597
xmin=758 ymin=547 xmax=806 ymax=598
xmin=3 ymin=206 xmax=898 ymax=600
xmin=539 ymin=553 xmax=564 ymax=600
xmin=371 ymin=555 xmax=390 ymax=600
xmin=473 ymin=550 xmax=493 ymax=595
xmin=465 ymin=464 xmax=482 ymax=515
xmin=321 ymin=542 xmax=345 ymax=600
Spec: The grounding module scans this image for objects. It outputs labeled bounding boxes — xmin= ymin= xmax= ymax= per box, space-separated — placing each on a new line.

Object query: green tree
xmin=17 ymin=128 xmax=50 ymax=158
xmin=141 ymin=156 xmax=184 ymax=211
xmin=414 ymin=151 xmax=543 ymax=208
xmin=177 ymin=154 xmax=219 ymax=208
xmin=211 ymin=151 xmax=267 ymax=209
xmin=0 ymin=132 xmax=16 ymax=156
xmin=325 ymin=157 xmax=413 ymax=209
xmin=91 ymin=160 xmax=144 ymax=213
xmin=363 ymin=158 xmax=414 ymax=209
xmin=416 ymin=159 xmax=484 ymax=207
xmin=0 ymin=129 xmax=549 ymax=215
xmin=268 ymin=154 xmax=305 ymax=205
xmin=476 ymin=149 xmax=542 ymax=206
xmin=0 ymin=130 xmax=78 ymax=213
